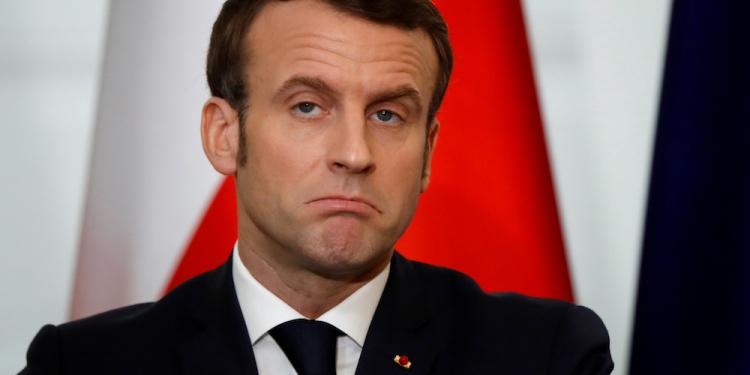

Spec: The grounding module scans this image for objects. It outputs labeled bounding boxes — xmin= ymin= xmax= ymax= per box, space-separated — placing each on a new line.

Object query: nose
xmin=326 ymin=112 xmax=375 ymax=175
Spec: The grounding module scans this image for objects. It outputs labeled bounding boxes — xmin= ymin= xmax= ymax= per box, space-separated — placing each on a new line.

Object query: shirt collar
xmin=232 ymin=242 xmax=390 ymax=347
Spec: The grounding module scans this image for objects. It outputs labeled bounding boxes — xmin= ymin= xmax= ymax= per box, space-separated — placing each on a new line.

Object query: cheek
xmin=245 ymin=121 xmax=323 ymax=194
xmin=379 ymin=151 xmax=424 ymax=239
xmin=378 ymin=142 xmax=425 ymax=204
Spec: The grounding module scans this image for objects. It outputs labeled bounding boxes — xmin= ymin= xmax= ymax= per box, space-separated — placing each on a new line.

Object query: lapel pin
xmin=394 ymin=354 xmax=412 ymax=369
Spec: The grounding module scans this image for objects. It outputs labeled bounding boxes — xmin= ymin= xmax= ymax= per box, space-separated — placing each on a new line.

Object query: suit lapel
xmin=178 ymin=255 xmax=259 ymax=375
xmin=355 ymin=252 xmax=437 ymax=375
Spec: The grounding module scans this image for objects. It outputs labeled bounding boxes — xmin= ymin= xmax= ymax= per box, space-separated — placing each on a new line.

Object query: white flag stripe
xmin=72 ymin=0 xmax=225 ymax=319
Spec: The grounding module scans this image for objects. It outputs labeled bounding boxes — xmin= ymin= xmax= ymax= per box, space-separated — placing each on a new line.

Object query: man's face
xmin=235 ymin=0 xmax=439 ymax=277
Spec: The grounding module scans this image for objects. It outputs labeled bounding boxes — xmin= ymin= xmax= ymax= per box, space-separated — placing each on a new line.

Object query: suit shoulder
xmin=408 ymin=259 xmax=574 ymax=313
xmin=23 ymin=268 xmax=218 ymax=373
xmin=404 ymin=260 xmax=613 ymax=373
xmin=408 ymin=259 xmax=576 ymax=308
xmin=486 ymin=292 xmax=578 ymax=320
xmin=408 ymin=259 xmax=486 ymax=296
xmin=60 ymin=302 xmax=154 ymax=331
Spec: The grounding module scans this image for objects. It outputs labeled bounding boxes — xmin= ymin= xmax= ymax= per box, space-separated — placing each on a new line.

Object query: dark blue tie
xmin=269 ymin=319 xmax=343 ymax=375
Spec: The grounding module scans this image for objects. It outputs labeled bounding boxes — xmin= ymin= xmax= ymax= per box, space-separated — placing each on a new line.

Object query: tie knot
xmin=269 ymin=319 xmax=343 ymax=375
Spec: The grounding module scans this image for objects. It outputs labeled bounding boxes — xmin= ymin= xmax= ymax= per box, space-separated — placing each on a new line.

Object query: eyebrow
xmin=369 ymin=86 xmax=423 ymax=114
xmin=274 ymin=75 xmax=424 ymax=113
xmin=274 ymin=76 xmax=334 ymax=99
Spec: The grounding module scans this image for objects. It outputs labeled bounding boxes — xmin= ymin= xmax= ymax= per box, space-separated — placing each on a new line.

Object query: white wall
xmin=522 ymin=1 xmax=671 ymax=373
xmin=0 ymin=1 xmax=109 ymax=372
xmin=0 ymin=1 xmax=670 ymax=373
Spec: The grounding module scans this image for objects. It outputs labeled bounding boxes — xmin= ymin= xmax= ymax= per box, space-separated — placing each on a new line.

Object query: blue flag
xmin=630 ymin=0 xmax=750 ymax=374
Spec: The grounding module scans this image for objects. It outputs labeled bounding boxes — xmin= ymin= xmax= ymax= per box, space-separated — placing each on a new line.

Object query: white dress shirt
xmin=232 ymin=244 xmax=390 ymax=375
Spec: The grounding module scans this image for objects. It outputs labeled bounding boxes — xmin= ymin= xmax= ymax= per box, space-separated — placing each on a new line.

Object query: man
xmin=21 ymin=0 xmax=614 ymax=374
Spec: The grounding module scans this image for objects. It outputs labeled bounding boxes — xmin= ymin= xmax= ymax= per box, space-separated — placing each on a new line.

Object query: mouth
xmin=308 ymin=195 xmax=381 ymax=214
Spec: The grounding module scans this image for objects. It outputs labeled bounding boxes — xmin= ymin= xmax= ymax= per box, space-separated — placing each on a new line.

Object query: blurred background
xmin=0 ymin=1 xmax=670 ymax=373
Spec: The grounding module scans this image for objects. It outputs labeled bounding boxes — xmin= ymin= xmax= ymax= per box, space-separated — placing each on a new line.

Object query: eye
xmin=294 ymin=102 xmax=321 ymax=116
xmin=371 ymin=109 xmax=401 ymax=124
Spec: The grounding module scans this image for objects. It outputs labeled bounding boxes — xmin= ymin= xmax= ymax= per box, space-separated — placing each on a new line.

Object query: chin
xmin=290 ymin=216 xmax=399 ymax=277
xmin=299 ymin=237 xmax=392 ymax=278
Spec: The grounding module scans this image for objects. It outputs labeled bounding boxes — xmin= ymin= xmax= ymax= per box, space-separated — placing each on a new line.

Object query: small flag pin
xmin=394 ymin=354 xmax=412 ymax=369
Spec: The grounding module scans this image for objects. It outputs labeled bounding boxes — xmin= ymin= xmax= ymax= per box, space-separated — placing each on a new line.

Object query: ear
xmin=201 ymin=97 xmax=240 ymax=175
xmin=421 ymin=118 xmax=440 ymax=193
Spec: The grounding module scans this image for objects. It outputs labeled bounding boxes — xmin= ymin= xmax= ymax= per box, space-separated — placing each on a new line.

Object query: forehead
xmin=245 ymin=0 xmax=438 ymax=97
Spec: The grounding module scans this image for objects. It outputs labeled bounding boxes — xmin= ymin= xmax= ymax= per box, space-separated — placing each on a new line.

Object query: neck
xmin=237 ymin=236 xmax=391 ymax=320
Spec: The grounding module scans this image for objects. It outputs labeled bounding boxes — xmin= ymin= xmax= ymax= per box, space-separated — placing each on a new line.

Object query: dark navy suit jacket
xmin=21 ymin=252 xmax=614 ymax=374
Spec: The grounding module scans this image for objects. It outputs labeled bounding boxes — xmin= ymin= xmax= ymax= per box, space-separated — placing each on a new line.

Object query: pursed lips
xmin=307 ymin=195 xmax=381 ymax=214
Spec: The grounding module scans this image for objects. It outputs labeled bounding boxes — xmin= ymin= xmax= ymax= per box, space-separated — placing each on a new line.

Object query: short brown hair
xmin=206 ymin=0 xmax=453 ymax=165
